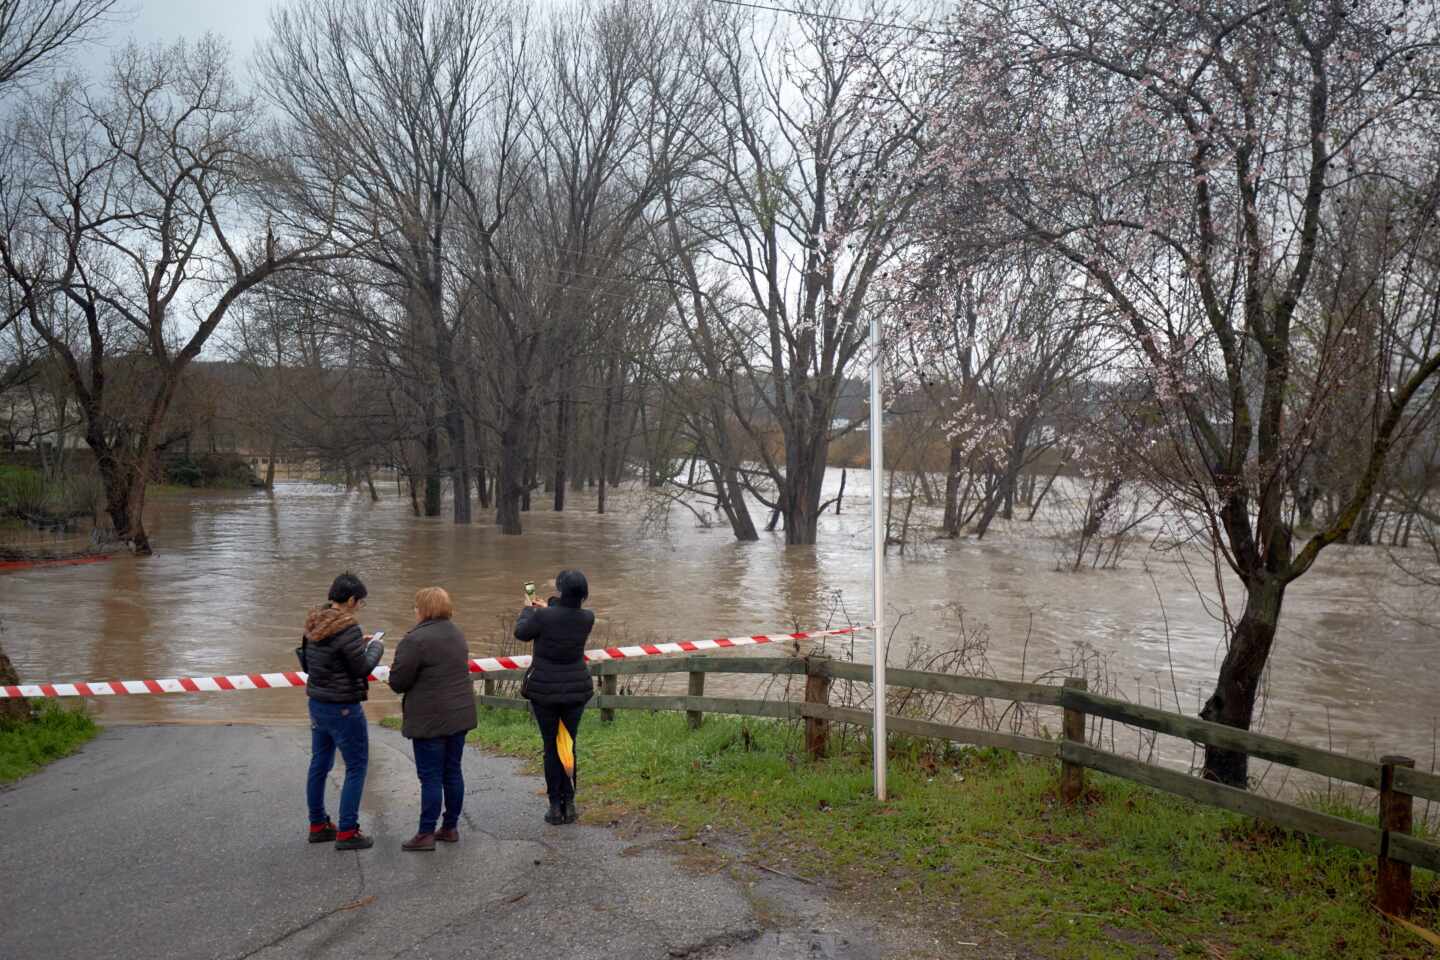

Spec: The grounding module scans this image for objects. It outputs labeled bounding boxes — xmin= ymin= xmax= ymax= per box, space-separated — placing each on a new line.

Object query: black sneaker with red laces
xmin=308 ymin=820 xmax=337 ymax=844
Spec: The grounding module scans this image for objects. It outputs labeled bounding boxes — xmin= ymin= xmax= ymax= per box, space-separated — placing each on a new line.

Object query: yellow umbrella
xmin=557 ymin=719 xmax=575 ymax=778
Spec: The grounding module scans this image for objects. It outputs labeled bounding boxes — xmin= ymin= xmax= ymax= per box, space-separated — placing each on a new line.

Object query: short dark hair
xmin=328 ymin=572 xmax=368 ymax=605
xmin=556 ymin=569 xmax=588 ymax=601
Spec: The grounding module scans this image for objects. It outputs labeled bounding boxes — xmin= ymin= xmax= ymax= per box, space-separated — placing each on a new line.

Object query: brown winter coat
xmin=387 ymin=619 xmax=477 ymax=740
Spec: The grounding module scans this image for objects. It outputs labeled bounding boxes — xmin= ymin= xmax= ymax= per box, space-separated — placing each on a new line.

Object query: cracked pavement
xmin=0 ymin=724 xmax=917 ymax=959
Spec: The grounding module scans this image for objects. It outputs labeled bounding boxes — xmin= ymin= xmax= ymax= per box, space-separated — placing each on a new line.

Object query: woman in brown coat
xmin=387 ymin=587 xmax=476 ymax=851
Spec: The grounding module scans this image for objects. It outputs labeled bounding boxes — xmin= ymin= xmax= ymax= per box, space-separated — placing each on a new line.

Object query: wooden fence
xmin=476 ymin=653 xmax=1440 ymax=917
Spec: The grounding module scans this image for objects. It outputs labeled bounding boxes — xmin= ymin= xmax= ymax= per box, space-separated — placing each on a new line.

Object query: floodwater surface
xmin=2 ymin=474 xmax=1435 ymax=774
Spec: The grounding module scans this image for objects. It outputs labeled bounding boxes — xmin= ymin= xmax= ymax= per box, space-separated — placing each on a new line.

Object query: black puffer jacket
xmin=303 ymin=607 xmax=383 ymax=704
xmin=514 ymin=598 xmax=595 ymax=707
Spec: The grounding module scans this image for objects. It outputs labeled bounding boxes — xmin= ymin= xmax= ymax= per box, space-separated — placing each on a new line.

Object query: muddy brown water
xmin=2 ymin=474 xmax=1436 ymax=783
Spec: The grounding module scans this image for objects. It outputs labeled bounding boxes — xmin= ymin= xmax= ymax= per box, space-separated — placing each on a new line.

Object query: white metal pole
xmin=869 ymin=313 xmax=887 ymax=801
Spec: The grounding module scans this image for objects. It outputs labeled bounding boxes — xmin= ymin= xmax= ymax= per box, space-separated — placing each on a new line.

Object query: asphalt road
xmin=0 ymin=723 xmax=920 ymax=960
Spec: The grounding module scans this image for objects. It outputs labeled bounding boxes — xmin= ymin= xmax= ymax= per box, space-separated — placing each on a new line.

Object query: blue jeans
xmin=412 ymin=732 xmax=467 ymax=834
xmin=307 ymin=699 xmax=369 ymax=832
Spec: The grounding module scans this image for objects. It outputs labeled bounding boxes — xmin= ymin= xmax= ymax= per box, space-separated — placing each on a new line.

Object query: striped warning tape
xmin=0 ymin=626 xmax=865 ymax=698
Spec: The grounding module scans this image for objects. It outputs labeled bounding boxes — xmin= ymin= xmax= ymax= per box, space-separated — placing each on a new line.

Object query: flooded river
xmin=2 ymin=474 xmax=1436 ymax=775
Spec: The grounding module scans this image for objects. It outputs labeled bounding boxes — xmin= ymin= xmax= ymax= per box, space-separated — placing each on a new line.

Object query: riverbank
xmin=449 ymin=709 xmax=1440 ymax=959
xmin=0 ymin=700 xmax=97 ymax=784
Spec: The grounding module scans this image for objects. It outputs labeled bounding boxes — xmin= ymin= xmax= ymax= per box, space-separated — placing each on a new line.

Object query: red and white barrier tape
xmin=0 ymin=626 xmax=865 ymax=699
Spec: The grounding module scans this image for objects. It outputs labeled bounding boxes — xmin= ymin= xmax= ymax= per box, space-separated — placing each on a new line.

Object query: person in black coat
xmin=515 ymin=569 xmax=594 ymax=825
xmin=301 ymin=572 xmax=384 ymax=851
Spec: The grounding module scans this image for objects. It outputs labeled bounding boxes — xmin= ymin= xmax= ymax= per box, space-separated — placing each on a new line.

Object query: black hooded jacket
xmin=303 ymin=607 xmax=383 ymax=704
xmin=514 ymin=597 xmax=595 ymax=706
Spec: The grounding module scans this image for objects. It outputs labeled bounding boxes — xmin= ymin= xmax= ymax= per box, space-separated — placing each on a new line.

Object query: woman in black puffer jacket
xmin=515 ymin=569 xmax=594 ymax=825
xmin=301 ymin=572 xmax=385 ymax=851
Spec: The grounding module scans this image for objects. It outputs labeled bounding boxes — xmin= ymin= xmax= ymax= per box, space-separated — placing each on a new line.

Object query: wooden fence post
xmin=600 ymin=672 xmax=617 ymax=723
xmin=1378 ymin=755 xmax=1416 ymax=917
xmin=1060 ymin=677 xmax=1087 ymax=804
xmin=804 ymin=657 xmax=833 ymax=760
xmin=481 ymin=676 xmax=495 ymax=708
xmin=687 ymin=663 xmax=705 ymax=729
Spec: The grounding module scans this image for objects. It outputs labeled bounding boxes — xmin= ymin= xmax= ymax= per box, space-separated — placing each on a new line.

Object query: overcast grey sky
xmin=101 ymin=0 xmax=279 ymax=70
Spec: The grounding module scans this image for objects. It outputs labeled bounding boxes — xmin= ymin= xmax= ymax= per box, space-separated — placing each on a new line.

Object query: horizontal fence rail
xmin=472 ymin=651 xmax=1439 ymax=915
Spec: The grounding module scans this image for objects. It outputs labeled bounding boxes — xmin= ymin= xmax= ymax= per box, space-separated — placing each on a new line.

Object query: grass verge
xmin=0 ymin=700 xmax=98 ymax=784
xmin=435 ymin=707 xmax=1440 ymax=960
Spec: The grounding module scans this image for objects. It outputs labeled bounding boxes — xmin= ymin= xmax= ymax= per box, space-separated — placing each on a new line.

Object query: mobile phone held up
xmin=524 ymin=581 xmax=536 ymax=601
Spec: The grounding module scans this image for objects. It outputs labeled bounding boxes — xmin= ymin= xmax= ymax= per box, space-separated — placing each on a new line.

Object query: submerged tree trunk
xmin=553 ymin=389 xmax=569 ymax=512
xmin=444 ymin=403 xmax=471 ymax=524
xmin=780 ymin=429 xmax=828 ymax=546
xmin=422 ymin=418 xmax=442 ymax=518
xmin=265 ymin=435 xmax=278 ymax=490
xmin=706 ymin=460 xmax=758 ymax=541
xmin=476 ymin=461 xmax=492 ymax=510
xmin=941 ymin=444 xmax=963 ymax=536
xmin=1200 ymin=577 xmax=1287 ymax=787
xmin=495 ymin=399 xmax=531 ymax=536
xmin=1026 ymin=458 xmax=1067 ymax=522
xmin=363 ymin=464 xmax=380 ymax=503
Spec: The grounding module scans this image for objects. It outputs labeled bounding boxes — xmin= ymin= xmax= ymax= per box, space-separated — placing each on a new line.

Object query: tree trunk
xmin=942 ymin=444 xmax=963 ymax=536
xmin=364 ymin=464 xmax=380 ymax=503
xmin=444 ymin=404 xmax=471 ymax=524
xmin=495 ymin=405 xmax=529 ymax=535
xmin=423 ymin=420 xmax=442 ymax=518
xmin=1026 ymin=459 xmax=1066 ymax=522
xmin=597 ymin=375 xmax=615 ymax=515
xmin=476 ymin=461 xmax=492 ymax=510
xmin=972 ymin=471 xmax=1014 ymax=540
xmin=1294 ymin=480 xmax=1318 ymax=528
xmin=1200 ymin=577 xmax=1286 ymax=787
xmin=781 ymin=432 xmax=827 ymax=546
xmin=707 ymin=460 xmax=758 ymax=541
xmin=553 ymin=390 xmax=568 ymax=512
xmin=93 ymin=437 xmax=152 ymax=555
xmin=1082 ymin=475 xmax=1124 ymax=540
xmin=264 ymin=435 xmax=277 ymax=490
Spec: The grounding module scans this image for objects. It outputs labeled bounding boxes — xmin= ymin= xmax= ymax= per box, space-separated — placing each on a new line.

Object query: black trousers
xmin=531 ymin=701 xmax=585 ymax=803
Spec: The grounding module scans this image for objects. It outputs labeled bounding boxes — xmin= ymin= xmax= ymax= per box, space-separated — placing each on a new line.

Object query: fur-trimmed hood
xmin=304 ymin=607 xmax=358 ymax=643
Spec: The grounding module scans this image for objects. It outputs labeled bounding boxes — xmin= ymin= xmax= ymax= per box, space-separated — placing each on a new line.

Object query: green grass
xmin=421 ymin=707 xmax=1440 ymax=959
xmin=0 ymin=700 xmax=99 ymax=784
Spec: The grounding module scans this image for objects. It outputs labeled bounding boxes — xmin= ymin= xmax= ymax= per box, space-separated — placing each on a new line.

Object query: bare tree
xmin=922 ymin=0 xmax=1440 ymax=785
xmin=658 ymin=0 xmax=933 ymax=545
xmin=0 ymin=37 xmax=348 ymax=553
xmin=262 ymin=0 xmax=502 ymax=524
xmin=455 ymin=0 xmax=696 ymax=535
xmin=0 ymin=0 xmax=117 ymax=90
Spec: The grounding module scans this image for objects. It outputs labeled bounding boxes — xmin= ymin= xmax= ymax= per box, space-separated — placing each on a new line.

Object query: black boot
xmin=544 ymin=801 xmax=565 ymax=825
xmin=562 ymin=799 xmax=578 ymax=824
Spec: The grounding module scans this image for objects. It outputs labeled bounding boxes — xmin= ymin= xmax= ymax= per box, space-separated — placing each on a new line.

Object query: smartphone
xmin=524 ymin=581 xmax=536 ymax=600
xmin=371 ymin=630 xmax=385 ymax=643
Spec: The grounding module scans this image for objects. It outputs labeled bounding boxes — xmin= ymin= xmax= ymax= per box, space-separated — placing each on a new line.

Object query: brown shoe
xmin=435 ymin=827 xmax=459 ymax=843
xmin=402 ymin=832 xmax=437 ymax=852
